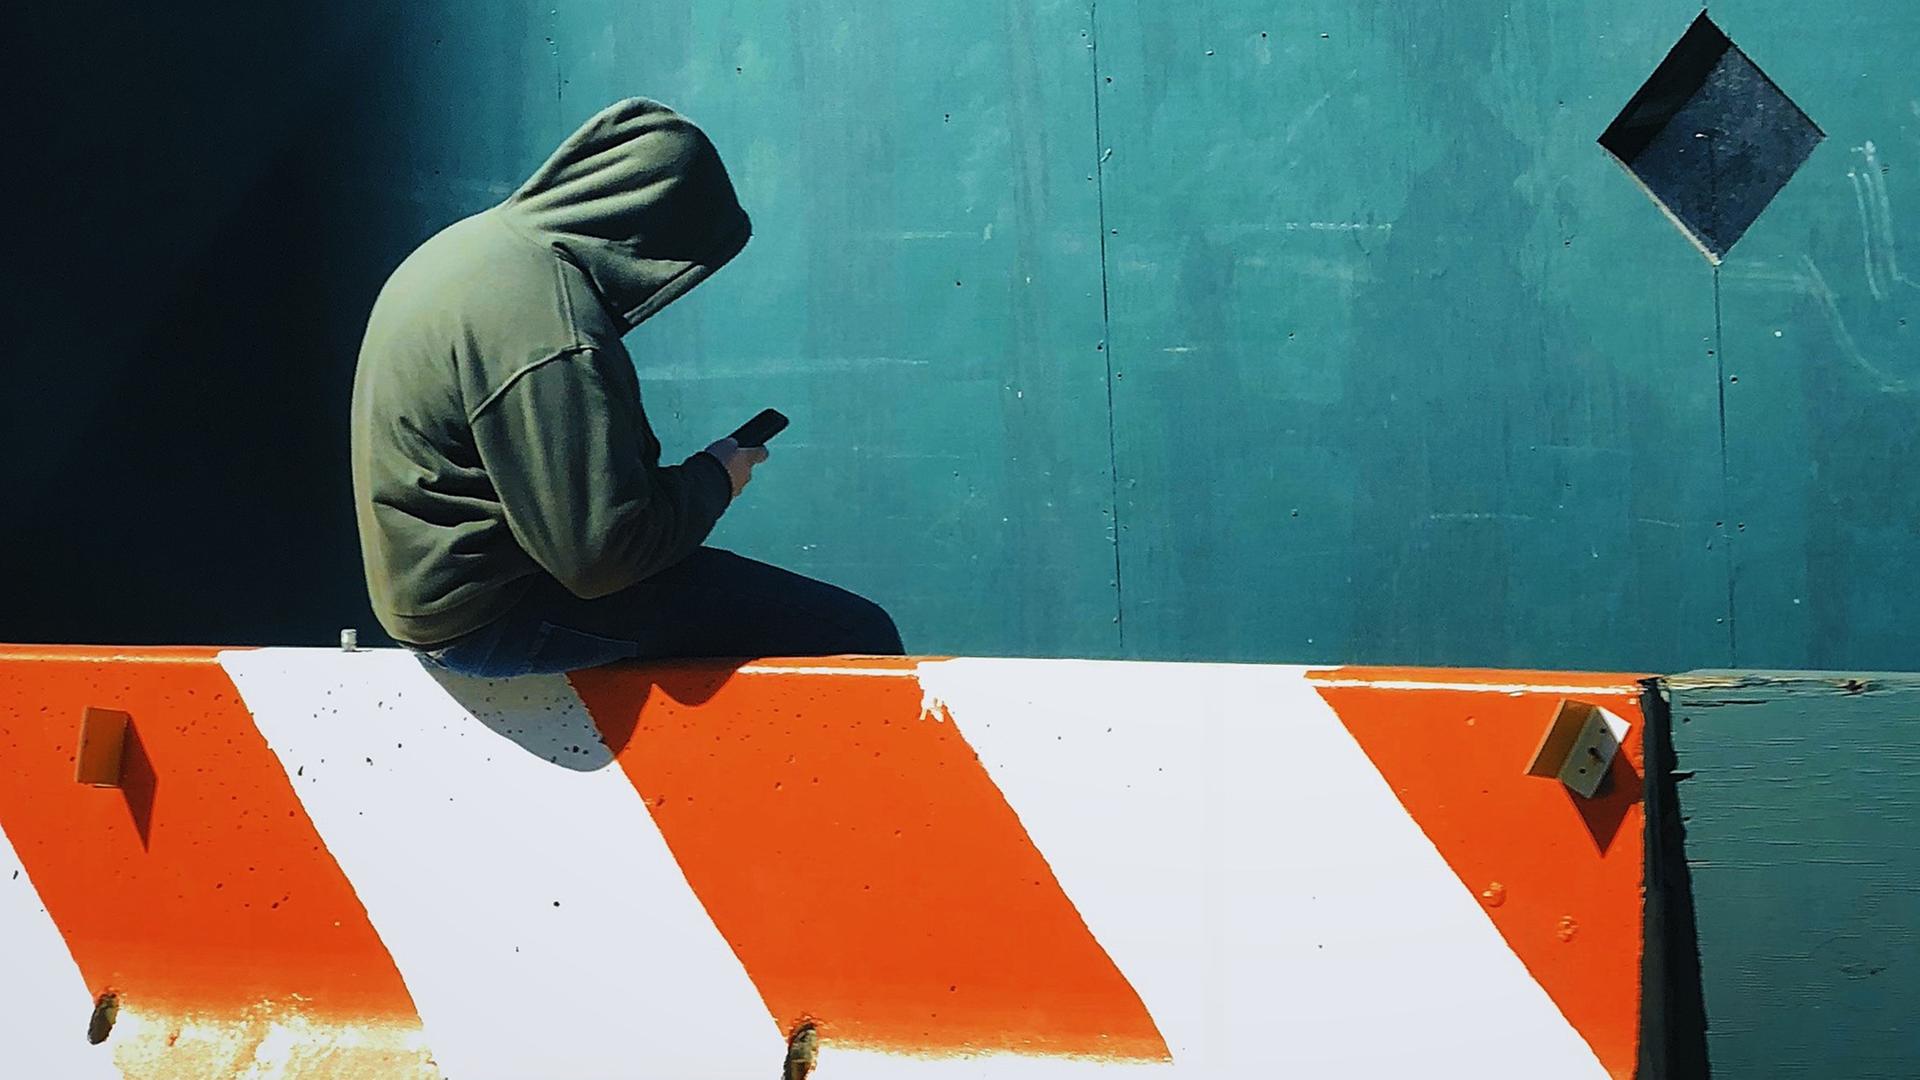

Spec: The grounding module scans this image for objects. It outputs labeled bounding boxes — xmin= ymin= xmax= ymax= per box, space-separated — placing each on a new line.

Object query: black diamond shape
xmin=1600 ymin=14 xmax=1824 ymax=262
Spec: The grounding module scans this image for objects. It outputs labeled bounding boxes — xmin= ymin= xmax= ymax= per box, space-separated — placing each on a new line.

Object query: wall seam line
xmin=1705 ymin=127 xmax=1738 ymax=667
xmin=1088 ymin=1 xmax=1126 ymax=652
xmin=1714 ymin=267 xmax=1737 ymax=667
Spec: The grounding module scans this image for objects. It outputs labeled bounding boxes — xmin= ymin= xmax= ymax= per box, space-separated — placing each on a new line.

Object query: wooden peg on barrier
xmin=1526 ymin=698 xmax=1628 ymax=799
xmin=74 ymin=707 xmax=131 ymax=788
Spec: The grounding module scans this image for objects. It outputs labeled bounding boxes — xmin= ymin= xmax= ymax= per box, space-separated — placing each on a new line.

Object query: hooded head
xmin=499 ymin=98 xmax=751 ymax=330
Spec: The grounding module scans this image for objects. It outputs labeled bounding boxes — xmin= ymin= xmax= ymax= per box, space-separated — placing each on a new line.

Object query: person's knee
xmin=844 ymin=596 xmax=904 ymax=656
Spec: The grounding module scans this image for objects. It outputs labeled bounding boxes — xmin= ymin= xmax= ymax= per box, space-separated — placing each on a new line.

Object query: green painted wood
xmin=1709 ymin=2 xmax=1920 ymax=670
xmin=1090 ymin=1 xmax=1725 ymax=666
xmin=1666 ymin=671 xmax=1920 ymax=1077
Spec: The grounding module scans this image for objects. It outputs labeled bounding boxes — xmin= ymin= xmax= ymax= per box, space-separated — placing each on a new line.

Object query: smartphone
xmin=728 ymin=408 xmax=789 ymax=448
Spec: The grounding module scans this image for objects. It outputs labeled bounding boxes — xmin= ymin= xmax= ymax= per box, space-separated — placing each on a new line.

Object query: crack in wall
xmin=1713 ymin=265 xmax=1739 ymax=667
xmin=1088 ymin=2 xmax=1126 ymax=652
xmin=1704 ymin=132 xmax=1739 ymax=667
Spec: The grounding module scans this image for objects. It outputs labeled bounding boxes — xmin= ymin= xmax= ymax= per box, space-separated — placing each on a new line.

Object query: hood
xmin=499 ymin=97 xmax=751 ymax=330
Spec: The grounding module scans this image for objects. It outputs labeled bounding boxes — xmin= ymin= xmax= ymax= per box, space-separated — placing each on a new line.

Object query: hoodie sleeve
xmin=470 ymin=346 xmax=733 ymax=598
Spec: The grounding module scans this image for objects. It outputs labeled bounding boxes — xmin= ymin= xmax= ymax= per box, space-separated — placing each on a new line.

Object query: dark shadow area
xmin=568 ymin=662 xmax=741 ymax=760
xmin=4 ymin=6 xmax=411 ymax=648
xmin=1572 ymin=739 xmax=1643 ymax=856
xmin=1599 ymin=15 xmax=1736 ymax=165
xmin=1599 ymin=12 xmax=1823 ymax=261
xmin=415 ymin=657 xmax=740 ymax=770
xmin=1638 ymin=682 xmax=1712 ymax=1079
xmin=118 ymin=721 xmax=156 ymax=850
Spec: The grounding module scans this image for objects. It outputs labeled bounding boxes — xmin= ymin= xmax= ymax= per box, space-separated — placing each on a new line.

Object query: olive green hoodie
xmin=350 ymin=98 xmax=749 ymax=646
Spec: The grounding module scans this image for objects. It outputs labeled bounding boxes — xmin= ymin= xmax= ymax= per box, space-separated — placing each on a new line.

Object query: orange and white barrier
xmin=1 ymin=647 xmax=1645 ymax=1078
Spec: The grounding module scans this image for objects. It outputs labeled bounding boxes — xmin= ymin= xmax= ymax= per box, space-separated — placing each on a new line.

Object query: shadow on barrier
xmin=417 ymin=659 xmax=747 ymax=771
xmin=119 ymin=720 xmax=158 ymax=850
xmin=1639 ymin=682 xmax=1711 ymax=1080
xmin=1574 ymin=744 xmax=1644 ymax=857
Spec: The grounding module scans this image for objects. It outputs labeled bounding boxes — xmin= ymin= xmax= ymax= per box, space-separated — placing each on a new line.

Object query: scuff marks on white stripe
xmin=219 ymin=649 xmax=780 ymax=1080
xmin=107 ymin=1005 xmax=433 ymax=1079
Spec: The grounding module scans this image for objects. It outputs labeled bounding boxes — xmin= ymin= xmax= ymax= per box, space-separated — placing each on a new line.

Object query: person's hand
xmin=703 ymin=437 xmax=769 ymax=497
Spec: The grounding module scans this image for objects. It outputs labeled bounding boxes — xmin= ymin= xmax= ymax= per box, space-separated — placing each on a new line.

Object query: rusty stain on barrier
xmin=88 ymin=989 xmax=118 ymax=1045
xmin=783 ymin=1020 xmax=819 ymax=1080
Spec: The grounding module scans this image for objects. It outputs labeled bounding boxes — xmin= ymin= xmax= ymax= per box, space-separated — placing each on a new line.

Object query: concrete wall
xmin=8 ymin=3 xmax=1918 ymax=669
xmin=0 ymin=648 xmax=1644 ymax=1077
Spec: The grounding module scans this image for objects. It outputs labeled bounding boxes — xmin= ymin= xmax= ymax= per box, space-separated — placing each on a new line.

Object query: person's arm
xmin=470 ymin=346 xmax=733 ymax=598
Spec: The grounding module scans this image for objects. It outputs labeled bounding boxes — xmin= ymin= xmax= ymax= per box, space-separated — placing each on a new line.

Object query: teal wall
xmin=1710 ymin=2 xmax=1920 ymax=672
xmin=365 ymin=0 xmax=1911 ymax=669
xmin=10 ymin=3 xmax=1918 ymax=671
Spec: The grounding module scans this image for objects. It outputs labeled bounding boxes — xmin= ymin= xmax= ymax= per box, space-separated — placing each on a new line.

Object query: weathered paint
xmin=0 ymin=824 xmax=121 ymax=1080
xmin=218 ymin=649 xmax=780 ymax=1079
xmin=0 ymin=648 xmax=431 ymax=1077
xmin=2 ymin=647 xmax=1641 ymax=1077
xmin=1664 ymin=671 xmax=1920 ymax=1078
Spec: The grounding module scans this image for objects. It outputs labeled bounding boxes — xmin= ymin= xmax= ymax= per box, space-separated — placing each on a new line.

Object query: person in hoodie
xmin=351 ymin=98 xmax=903 ymax=677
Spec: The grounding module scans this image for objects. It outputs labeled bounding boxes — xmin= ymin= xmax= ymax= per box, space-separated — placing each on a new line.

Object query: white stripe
xmin=1303 ymin=677 xmax=1642 ymax=697
xmin=464 ymin=658 xmax=1644 ymax=700
xmin=917 ymin=658 xmax=1610 ymax=1079
xmin=901 ymin=657 xmax=1642 ymax=698
xmin=219 ymin=649 xmax=782 ymax=1080
xmin=0 ymin=823 xmax=121 ymax=1080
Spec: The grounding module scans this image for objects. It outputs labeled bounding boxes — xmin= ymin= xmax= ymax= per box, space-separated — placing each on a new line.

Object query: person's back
xmin=351 ymin=98 xmax=900 ymax=674
xmin=353 ymin=211 xmax=606 ymax=645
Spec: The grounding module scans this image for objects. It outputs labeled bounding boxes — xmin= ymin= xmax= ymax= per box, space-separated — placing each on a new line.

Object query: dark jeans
xmin=417 ymin=547 xmax=904 ymax=678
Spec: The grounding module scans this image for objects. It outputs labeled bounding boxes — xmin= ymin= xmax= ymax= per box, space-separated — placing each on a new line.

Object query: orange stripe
xmin=0 ymin=645 xmax=230 ymax=663
xmin=0 ymin=655 xmax=420 ymax=1022
xmin=570 ymin=663 xmax=1170 ymax=1060
xmin=1312 ymin=667 xmax=1644 ymax=1079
